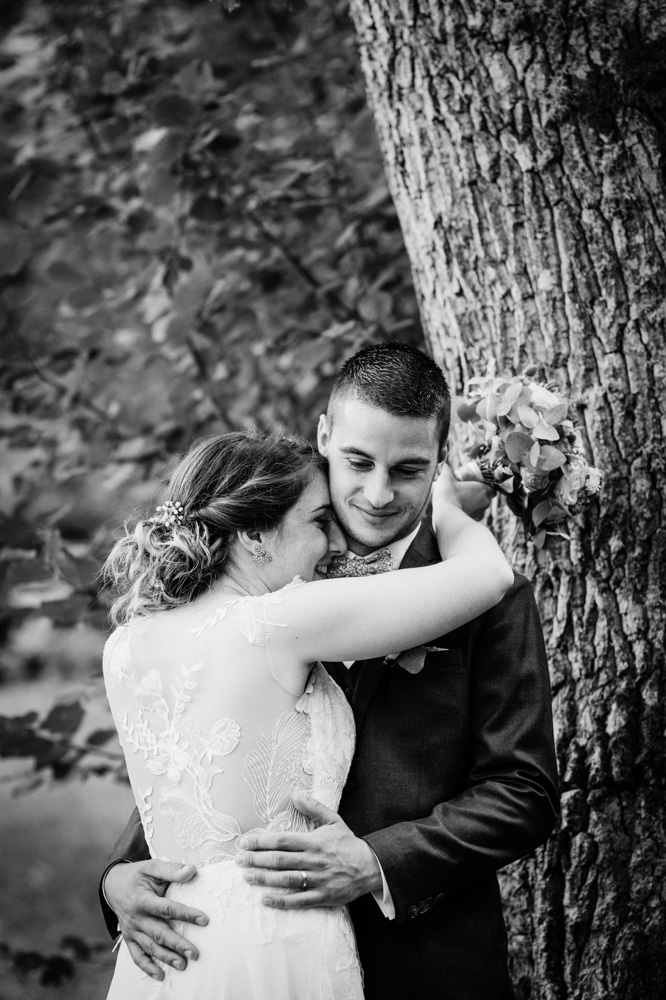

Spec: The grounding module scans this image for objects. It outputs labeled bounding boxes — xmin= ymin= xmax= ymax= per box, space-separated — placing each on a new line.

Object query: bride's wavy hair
xmin=102 ymin=430 xmax=325 ymax=625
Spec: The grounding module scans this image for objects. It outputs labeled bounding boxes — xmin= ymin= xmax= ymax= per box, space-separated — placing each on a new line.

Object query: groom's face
xmin=317 ymin=398 xmax=442 ymax=555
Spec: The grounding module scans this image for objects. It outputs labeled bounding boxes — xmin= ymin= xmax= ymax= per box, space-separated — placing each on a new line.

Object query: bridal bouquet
xmin=456 ymin=365 xmax=602 ymax=548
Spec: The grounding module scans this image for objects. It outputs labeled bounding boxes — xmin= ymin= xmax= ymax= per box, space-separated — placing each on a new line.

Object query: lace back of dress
xmin=103 ymin=581 xmax=355 ymax=867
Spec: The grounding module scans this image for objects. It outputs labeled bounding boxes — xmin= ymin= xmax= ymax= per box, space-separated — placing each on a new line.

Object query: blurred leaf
xmin=190 ymin=195 xmax=226 ymax=223
xmin=0 ymin=714 xmax=44 ymax=758
xmin=41 ymin=701 xmax=84 ymax=736
xmin=142 ymin=166 xmax=180 ymax=206
xmin=151 ymin=93 xmax=197 ymax=130
xmin=86 ymin=728 xmax=117 ymax=747
xmin=0 ymin=514 xmax=40 ymax=549
xmin=39 ymin=954 xmax=76 ymax=988
xmin=206 ymin=128 xmax=242 ymax=154
xmin=46 ymin=261 xmax=86 ymax=286
xmin=0 ymin=228 xmax=31 ymax=276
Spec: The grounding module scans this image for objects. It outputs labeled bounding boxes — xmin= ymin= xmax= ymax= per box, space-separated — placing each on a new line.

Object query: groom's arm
xmin=363 ymin=574 xmax=559 ymax=922
xmin=99 ymin=807 xmax=149 ymax=937
xmin=100 ymin=809 xmax=208 ymax=980
xmin=236 ymin=575 xmax=559 ymax=921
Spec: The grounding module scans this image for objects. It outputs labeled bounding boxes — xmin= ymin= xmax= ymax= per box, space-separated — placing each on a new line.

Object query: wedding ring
xmin=299 ymin=870 xmax=308 ymax=891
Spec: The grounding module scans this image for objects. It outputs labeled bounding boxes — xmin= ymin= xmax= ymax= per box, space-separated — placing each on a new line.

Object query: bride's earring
xmin=253 ymin=545 xmax=272 ymax=564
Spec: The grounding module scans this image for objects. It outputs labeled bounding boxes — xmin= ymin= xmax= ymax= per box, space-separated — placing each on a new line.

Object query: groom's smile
xmin=317 ymin=398 xmax=442 ymax=555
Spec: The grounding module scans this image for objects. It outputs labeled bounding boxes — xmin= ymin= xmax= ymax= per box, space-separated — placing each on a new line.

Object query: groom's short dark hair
xmin=328 ymin=342 xmax=451 ymax=446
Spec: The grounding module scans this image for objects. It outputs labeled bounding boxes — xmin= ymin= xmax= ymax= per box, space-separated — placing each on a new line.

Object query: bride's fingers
xmin=124 ymin=937 xmax=164 ymax=981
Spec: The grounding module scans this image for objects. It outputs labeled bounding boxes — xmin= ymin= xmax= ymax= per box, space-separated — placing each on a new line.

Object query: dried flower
xmin=150 ymin=499 xmax=184 ymax=528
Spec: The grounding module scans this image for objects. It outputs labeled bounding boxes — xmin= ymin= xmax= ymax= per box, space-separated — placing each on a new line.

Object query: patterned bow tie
xmin=326 ymin=548 xmax=394 ymax=579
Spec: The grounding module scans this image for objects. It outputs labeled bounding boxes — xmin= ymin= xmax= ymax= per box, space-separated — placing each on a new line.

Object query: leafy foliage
xmin=1 ymin=934 xmax=111 ymax=988
xmin=0 ymin=0 xmax=421 ymax=778
xmin=457 ymin=365 xmax=603 ymax=548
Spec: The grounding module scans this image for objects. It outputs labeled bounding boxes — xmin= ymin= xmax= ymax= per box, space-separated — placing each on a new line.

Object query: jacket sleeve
xmin=99 ymin=807 xmax=150 ymax=938
xmin=364 ymin=574 xmax=560 ymax=924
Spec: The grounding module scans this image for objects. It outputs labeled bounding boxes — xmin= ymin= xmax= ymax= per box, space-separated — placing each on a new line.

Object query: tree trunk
xmin=348 ymin=1 xmax=666 ymax=997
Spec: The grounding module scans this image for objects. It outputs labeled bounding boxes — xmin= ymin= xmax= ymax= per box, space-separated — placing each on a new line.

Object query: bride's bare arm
xmin=277 ymin=473 xmax=513 ymax=666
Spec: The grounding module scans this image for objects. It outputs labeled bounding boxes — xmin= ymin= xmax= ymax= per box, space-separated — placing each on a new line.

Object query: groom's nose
xmin=363 ymin=470 xmax=394 ymax=508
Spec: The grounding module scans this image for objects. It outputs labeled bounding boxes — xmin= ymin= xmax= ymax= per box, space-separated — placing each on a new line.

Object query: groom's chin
xmin=343 ymin=521 xmax=398 ymax=553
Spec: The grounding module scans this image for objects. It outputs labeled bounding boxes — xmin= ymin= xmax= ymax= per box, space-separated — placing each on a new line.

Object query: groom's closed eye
xmin=394 ymin=467 xmax=426 ymax=479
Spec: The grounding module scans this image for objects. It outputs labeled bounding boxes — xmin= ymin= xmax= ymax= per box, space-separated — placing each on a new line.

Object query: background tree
xmin=349 ymin=1 xmax=666 ymax=998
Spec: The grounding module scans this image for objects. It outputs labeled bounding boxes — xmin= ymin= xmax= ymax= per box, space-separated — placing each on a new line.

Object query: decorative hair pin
xmin=150 ymin=499 xmax=184 ymax=528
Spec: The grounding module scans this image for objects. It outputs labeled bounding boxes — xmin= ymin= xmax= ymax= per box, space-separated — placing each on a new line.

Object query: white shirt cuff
xmin=102 ymin=859 xmax=131 ymax=911
xmin=368 ymin=850 xmax=395 ymax=920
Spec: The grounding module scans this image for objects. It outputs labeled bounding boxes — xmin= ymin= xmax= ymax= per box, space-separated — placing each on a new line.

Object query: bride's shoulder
xmin=103 ymin=624 xmax=127 ymax=655
xmin=102 ymin=624 xmax=131 ymax=680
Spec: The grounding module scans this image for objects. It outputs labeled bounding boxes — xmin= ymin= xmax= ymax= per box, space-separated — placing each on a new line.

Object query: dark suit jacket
xmin=100 ymin=523 xmax=559 ymax=1000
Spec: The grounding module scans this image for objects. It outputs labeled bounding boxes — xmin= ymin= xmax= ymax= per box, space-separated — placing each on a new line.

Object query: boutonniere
xmin=384 ymin=645 xmax=449 ymax=675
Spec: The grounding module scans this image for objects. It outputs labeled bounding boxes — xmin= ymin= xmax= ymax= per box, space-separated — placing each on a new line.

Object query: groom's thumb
xmin=292 ymin=790 xmax=337 ymax=826
xmin=145 ymin=859 xmax=197 ymax=884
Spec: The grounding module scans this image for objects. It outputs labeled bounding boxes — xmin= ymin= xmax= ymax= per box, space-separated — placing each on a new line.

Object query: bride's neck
xmin=209 ymin=564 xmax=267 ymax=600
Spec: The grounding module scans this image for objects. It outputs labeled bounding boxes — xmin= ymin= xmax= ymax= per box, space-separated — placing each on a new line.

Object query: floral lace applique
xmin=104 ymin=578 xmax=355 ymax=872
xmin=190 ymin=577 xmax=305 ymax=644
xmin=103 ymin=628 xmax=132 ymax=685
xmin=116 ymin=658 xmax=244 ymax=861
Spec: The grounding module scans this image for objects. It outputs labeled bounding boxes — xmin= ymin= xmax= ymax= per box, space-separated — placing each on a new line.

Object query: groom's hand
xmin=104 ymin=860 xmax=208 ymax=980
xmin=235 ymin=792 xmax=382 ymax=910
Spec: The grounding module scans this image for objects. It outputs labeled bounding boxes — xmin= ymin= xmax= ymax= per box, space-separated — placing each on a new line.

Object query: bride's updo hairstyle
xmin=103 ymin=430 xmax=325 ymax=625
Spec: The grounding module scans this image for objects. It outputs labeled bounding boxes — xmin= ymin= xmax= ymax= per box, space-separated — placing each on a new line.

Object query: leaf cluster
xmin=0 ymin=695 xmax=124 ymax=790
xmin=1 ymin=934 xmax=110 ymax=988
xmin=458 ymin=367 xmax=602 ymax=548
xmin=0 ymin=0 xmax=419 ymax=716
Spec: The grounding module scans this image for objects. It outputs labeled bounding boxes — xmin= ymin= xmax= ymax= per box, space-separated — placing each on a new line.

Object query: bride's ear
xmin=236 ymin=529 xmax=263 ymax=557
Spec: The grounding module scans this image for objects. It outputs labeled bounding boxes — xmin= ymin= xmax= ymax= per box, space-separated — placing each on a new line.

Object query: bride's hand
xmin=432 ymin=462 xmax=494 ymax=525
xmin=430 ymin=465 xmax=511 ymax=593
xmin=431 ymin=463 xmax=464 ymax=527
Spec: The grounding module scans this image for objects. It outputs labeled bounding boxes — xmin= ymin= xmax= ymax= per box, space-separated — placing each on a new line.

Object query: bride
xmin=102 ymin=429 xmax=512 ymax=999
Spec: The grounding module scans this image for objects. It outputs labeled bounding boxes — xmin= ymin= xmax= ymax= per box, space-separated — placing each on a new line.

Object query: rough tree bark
xmin=348 ymin=1 xmax=666 ymax=998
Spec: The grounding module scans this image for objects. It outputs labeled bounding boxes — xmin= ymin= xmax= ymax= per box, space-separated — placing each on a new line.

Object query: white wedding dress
xmin=103 ymin=579 xmax=362 ymax=999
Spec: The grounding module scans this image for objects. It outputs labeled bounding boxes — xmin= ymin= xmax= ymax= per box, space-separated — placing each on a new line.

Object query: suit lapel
xmin=396 ymin=520 xmax=440 ymax=570
xmin=350 ymin=522 xmax=441 ymax=729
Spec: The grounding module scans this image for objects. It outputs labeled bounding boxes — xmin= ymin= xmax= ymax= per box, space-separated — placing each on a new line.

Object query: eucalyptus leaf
xmin=505 ymin=432 xmax=534 ymax=463
xmin=537 ymin=445 xmax=567 ymax=472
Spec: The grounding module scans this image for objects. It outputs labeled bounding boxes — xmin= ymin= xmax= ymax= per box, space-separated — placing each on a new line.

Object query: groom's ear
xmin=317 ymin=414 xmax=330 ymax=457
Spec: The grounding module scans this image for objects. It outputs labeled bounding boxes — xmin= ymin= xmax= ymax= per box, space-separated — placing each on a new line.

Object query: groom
xmin=100 ymin=343 xmax=559 ymax=999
